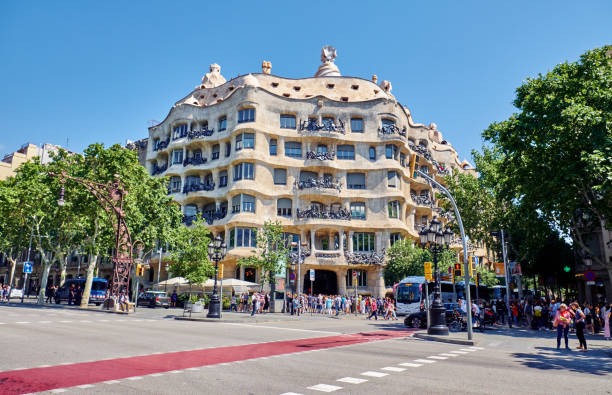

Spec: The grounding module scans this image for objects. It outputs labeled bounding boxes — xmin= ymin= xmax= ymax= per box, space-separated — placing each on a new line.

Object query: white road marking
xmin=39 ymin=321 xmax=51 ymax=323
xmin=104 ymin=380 xmax=121 ymax=384
xmin=337 ymin=377 xmax=368 ymax=384
xmin=449 ymin=351 xmax=468 ymax=354
xmin=280 ymin=393 xmax=304 ymax=395
xmin=80 ymin=320 xmax=92 ymax=323
xmin=59 ymin=320 xmax=72 ymax=323
xmin=16 ymin=321 xmax=31 ymax=324
xmin=439 ymin=353 xmax=458 ymax=357
xmin=186 ymin=367 xmax=200 ymax=371
xmin=98 ymin=319 xmax=109 ymax=322
xmin=169 ymin=370 xmax=183 ymax=374
xmin=77 ymin=384 xmax=94 ymax=389
xmin=50 ymin=389 xmax=67 ymax=393
xmin=399 ymin=362 xmax=422 ymax=367
xmin=307 ymin=384 xmax=343 ymax=392
xmin=360 ymin=371 xmax=388 ymax=377
xmin=470 ymin=346 xmax=485 ymax=350
xmin=427 ymin=356 xmax=448 ymax=360
xmin=459 ymin=348 xmax=476 ymax=352
xmin=149 ymin=373 xmax=164 ymax=377
xmin=414 ymin=359 xmax=436 ymax=364
xmin=0 ymin=323 xmax=5 ymax=325
xmin=127 ymin=376 xmax=143 ymax=380
xmin=38 ymin=364 xmax=51 ymax=368
xmin=224 ymin=323 xmax=341 ymax=335
xmin=381 ymin=366 xmax=406 ymax=372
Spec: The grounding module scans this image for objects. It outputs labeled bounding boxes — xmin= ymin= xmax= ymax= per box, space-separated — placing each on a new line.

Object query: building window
xmin=231 ymin=195 xmax=241 ymax=213
xmin=353 ymin=232 xmax=375 ymax=252
xmin=225 ymin=142 xmax=231 ymax=157
xmin=230 ymin=227 xmax=257 ymax=248
xmin=388 ymin=171 xmax=399 ymax=188
xmin=269 ymin=139 xmax=277 ymax=156
xmin=369 ymin=146 xmax=376 ymax=160
xmin=347 ymin=173 xmax=366 ymax=189
xmin=285 ymin=141 xmax=302 ymax=158
xmin=234 ymin=132 xmax=255 ymax=151
xmin=280 ymin=114 xmax=296 ymax=129
xmin=350 ymin=202 xmax=366 ymax=220
xmin=173 ymin=124 xmax=188 ymax=139
xmin=390 ymin=232 xmax=402 ymax=246
xmin=218 ymin=116 xmax=227 ymax=131
xmin=346 ymin=269 xmax=367 ymax=287
xmin=388 ymin=200 xmax=400 ymax=218
xmin=400 ymin=152 xmax=406 ymax=167
xmin=273 ymin=168 xmax=287 ymax=185
xmin=233 ymin=162 xmax=254 ymax=181
xmin=235 ymin=134 xmax=242 ymax=151
xmin=170 ymin=176 xmax=181 ymax=193
xmin=244 ymin=267 xmax=257 ymax=282
xmin=184 ymin=204 xmax=198 ymax=218
xmin=337 ymin=144 xmax=355 ymax=160
xmin=219 ymin=170 xmax=228 ymax=187
xmin=212 ymin=144 xmax=220 ymax=160
xmin=350 ymin=118 xmax=364 ymax=133
xmin=277 ymin=198 xmax=292 ymax=217
xmin=317 ymin=144 xmax=328 ymax=154
xmin=322 ymin=116 xmax=335 ymax=129
xmin=172 ymin=149 xmax=183 ymax=164
xmin=238 ymin=108 xmax=255 ymax=123
xmin=382 ymin=118 xmax=395 ymax=128
xmin=386 ymin=144 xmax=398 ymax=159
xmin=242 ymin=194 xmax=255 ymax=213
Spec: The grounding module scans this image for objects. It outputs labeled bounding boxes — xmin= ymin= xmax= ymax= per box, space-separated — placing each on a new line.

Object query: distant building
xmin=125 ymin=138 xmax=149 ymax=167
xmin=0 ymin=143 xmax=71 ymax=180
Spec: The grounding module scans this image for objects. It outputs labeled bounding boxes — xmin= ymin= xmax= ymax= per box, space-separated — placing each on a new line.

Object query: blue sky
xmin=1 ymin=1 xmax=610 ymax=162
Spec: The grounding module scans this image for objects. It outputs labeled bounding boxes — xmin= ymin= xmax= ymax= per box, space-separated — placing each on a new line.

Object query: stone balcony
xmin=296 ymin=207 xmax=351 ymax=221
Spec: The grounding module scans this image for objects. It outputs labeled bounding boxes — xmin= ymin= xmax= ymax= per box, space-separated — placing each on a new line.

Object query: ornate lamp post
xmin=207 ymin=235 xmax=227 ymax=318
xmin=419 ymin=216 xmax=453 ymax=336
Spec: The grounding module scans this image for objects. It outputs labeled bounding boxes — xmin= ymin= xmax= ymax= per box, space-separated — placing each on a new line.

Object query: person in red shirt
xmin=554 ymin=303 xmax=572 ymax=350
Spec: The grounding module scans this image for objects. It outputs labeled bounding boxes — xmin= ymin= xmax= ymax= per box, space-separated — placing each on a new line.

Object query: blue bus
xmin=56 ymin=278 xmax=108 ymax=305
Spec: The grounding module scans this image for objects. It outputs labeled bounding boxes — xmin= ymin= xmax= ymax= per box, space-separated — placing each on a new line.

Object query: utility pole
xmin=501 ymin=229 xmax=513 ymax=328
xmin=21 ymin=221 xmax=34 ymax=303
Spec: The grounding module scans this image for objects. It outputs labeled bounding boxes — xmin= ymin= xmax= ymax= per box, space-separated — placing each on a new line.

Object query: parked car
xmin=55 ymin=278 xmax=108 ymax=305
xmin=137 ymin=291 xmax=170 ymax=308
xmin=404 ymin=304 xmax=459 ymax=329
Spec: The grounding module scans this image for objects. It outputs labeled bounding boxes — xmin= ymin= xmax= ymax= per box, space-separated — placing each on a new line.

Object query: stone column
xmin=338 ymin=268 xmax=347 ymax=296
xmin=339 ymin=228 xmax=345 ymax=252
xmin=215 ymin=200 xmax=221 ymax=210
xmin=375 ymin=267 xmax=386 ymax=298
xmin=328 ymin=231 xmax=334 ymax=251
xmin=348 ymin=231 xmax=354 ymax=253
xmin=311 ymin=229 xmax=316 ymax=252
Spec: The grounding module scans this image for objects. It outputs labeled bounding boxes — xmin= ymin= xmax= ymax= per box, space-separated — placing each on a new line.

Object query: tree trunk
xmin=80 ymin=254 xmax=98 ymax=309
xmin=38 ymin=260 xmax=52 ymax=305
xmin=269 ymin=270 xmax=276 ymax=313
xmin=59 ymin=254 xmax=68 ymax=287
xmin=8 ymin=257 xmax=17 ymax=289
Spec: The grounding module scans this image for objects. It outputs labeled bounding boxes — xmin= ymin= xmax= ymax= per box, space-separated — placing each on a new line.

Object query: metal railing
xmin=296 ymin=207 xmax=351 ymax=220
xmin=295 ymin=177 xmax=342 ymax=191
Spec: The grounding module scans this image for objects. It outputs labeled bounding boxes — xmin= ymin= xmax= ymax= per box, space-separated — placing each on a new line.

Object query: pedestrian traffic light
xmin=219 ymin=263 xmax=224 ymax=278
xmin=563 ymin=266 xmax=571 ymax=273
xmin=468 ymin=256 xmax=475 ymax=278
xmin=136 ymin=264 xmax=143 ymax=276
xmin=453 ymin=263 xmax=462 ymax=278
xmin=409 ymin=153 xmax=418 ymax=178
xmin=476 ymin=272 xmax=481 ymax=286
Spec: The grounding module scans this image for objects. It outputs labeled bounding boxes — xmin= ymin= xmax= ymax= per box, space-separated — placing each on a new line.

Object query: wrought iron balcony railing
xmin=411 ymin=193 xmax=434 ymax=207
xmin=408 ymin=143 xmax=433 ymax=161
xmin=183 ymin=156 xmax=208 ymax=166
xmin=188 ymin=128 xmax=214 ymax=139
xmin=378 ymin=124 xmax=407 ymax=137
xmin=289 ymin=249 xmax=311 ymax=264
xmin=203 ymin=209 xmax=226 ymax=225
xmin=344 ymin=250 xmax=386 ymax=265
xmin=296 ymin=207 xmax=351 ymax=221
xmin=314 ymin=252 xmax=342 ymax=259
xmin=296 ymin=177 xmax=342 ymax=191
xmin=305 ymin=151 xmax=336 ymax=161
xmin=182 ymin=182 xmax=215 ymax=194
xmin=153 ymin=138 xmax=170 ymax=151
xmin=151 ymin=163 xmax=168 ymax=175
xmin=299 ymin=119 xmax=345 ymax=134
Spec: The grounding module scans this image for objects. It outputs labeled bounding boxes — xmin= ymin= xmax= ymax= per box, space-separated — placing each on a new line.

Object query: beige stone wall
xmin=147 ymin=74 xmax=476 ymax=297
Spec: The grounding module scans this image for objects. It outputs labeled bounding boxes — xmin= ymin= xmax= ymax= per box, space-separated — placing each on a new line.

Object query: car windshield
xmin=92 ymin=282 xmax=107 ymax=291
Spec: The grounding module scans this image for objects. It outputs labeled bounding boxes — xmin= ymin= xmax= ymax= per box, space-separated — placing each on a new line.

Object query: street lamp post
xmin=419 ymin=216 xmax=453 ymax=336
xmin=207 ymin=235 xmax=227 ymax=319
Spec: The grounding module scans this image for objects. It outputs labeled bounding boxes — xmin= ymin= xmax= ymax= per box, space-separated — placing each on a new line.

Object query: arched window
xmin=277 ymin=198 xmax=292 ymax=217
xmin=369 ymin=146 xmax=376 ymax=160
xmin=238 ymin=108 xmax=255 ymax=123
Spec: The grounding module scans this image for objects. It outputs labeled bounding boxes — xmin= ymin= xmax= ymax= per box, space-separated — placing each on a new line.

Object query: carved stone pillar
xmin=339 ymin=228 xmax=345 ymax=252
xmin=328 ymin=231 xmax=334 ymax=251
xmin=348 ymin=231 xmax=354 ymax=253
xmin=311 ymin=229 xmax=316 ymax=252
xmin=375 ymin=267 xmax=386 ymax=298
xmin=338 ymin=268 xmax=347 ymax=296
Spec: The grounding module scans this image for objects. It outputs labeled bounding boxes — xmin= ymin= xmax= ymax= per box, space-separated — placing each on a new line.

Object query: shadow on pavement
xmin=512 ymin=347 xmax=612 ymax=376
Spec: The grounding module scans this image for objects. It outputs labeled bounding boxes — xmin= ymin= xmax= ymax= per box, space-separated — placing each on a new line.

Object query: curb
xmin=413 ymin=332 xmax=477 ymax=346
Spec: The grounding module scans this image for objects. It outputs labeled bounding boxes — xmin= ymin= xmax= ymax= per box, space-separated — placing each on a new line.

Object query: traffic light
xmin=453 ymin=263 xmax=462 ymax=278
xmin=136 ymin=264 xmax=143 ymax=276
xmin=563 ymin=266 xmax=571 ymax=273
xmin=409 ymin=154 xmax=418 ymax=178
xmin=468 ymin=256 xmax=475 ymax=278
xmin=219 ymin=263 xmax=224 ymax=278
xmin=476 ymin=272 xmax=481 ymax=286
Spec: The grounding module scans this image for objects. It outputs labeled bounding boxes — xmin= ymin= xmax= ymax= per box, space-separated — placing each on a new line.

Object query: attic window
xmin=374 ymin=90 xmax=379 ymax=94
xmin=199 ymin=95 xmax=205 ymax=99
xmin=304 ymin=94 xmax=312 ymax=98
xmin=283 ymin=93 xmax=290 ymax=97
xmin=213 ymin=93 xmax=218 ymax=98
xmin=271 ymin=82 xmax=279 ymax=87
xmin=341 ymin=97 xmax=349 ymax=102
xmin=217 ymin=99 xmax=223 ymax=103
xmin=326 ymin=84 xmax=335 ymax=89
xmin=351 ymin=85 xmax=359 ymax=90
xmin=228 ymin=86 xmax=234 ymax=91
xmin=293 ymin=86 xmax=301 ymax=91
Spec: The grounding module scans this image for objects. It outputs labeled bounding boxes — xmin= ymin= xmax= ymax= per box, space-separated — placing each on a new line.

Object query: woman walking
xmin=604 ymin=304 xmax=611 ymax=340
xmin=554 ymin=303 xmax=572 ymax=350
xmin=572 ymin=303 xmax=588 ymax=351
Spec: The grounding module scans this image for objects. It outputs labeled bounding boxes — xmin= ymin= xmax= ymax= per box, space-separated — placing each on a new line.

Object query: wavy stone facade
xmin=146 ymin=50 xmax=474 ymax=297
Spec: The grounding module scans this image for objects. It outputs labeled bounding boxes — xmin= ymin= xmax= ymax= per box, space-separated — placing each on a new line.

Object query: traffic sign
xmin=352 ymin=271 xmax=357 ymax=278
xmin=289 ymin=273 xmax=295 ymax=281
xmin=494 ymin=262 xmax=505 ymax=277
xmin=23 ymin=262 xmax=33 ymax=274
xmin=584 ymin=271 xmax=596 ymax=282
xmin=309 ymin=269 xmax=315 ymax=281
xmin=586 ymin=281 xmax=595 ymax=285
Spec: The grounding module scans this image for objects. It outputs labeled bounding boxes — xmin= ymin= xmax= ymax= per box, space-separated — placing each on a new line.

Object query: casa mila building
xmin=146 ymin=46 xmax=475 ymax=298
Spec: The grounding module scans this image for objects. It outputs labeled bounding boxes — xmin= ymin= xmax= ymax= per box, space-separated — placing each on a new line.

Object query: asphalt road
xmin=1 ymin=303 xmax=610 ymax=394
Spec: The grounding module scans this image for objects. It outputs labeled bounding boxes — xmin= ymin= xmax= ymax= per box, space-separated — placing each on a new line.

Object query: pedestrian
xmin=604 ymin=304 xmax=611 ymax=340
xmin=68 ymin=283 xmax=75 ymax=305
xmin=230 ymin=293 xmax=237 ymax=312
xmin=584 ymin=303 xmax=593 ymax=334
xmin=46 ymin=285 xmax=56 ymax=303
xmin=367 ymin=297 xmax=378 ymax=320
xmin=251 ymin=293 xmax=258 ymax=316
xmin=571 ymin=302 xmax=587 ymax=351
xmin=554 ymin=303 xmax=572 ymax=350
xmin=171 ymin=290 xmax=178 ymax=307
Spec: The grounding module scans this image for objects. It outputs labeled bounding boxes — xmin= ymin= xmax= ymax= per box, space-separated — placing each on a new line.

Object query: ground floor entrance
xmin=303 ymin=270 xmax=337 ymax=295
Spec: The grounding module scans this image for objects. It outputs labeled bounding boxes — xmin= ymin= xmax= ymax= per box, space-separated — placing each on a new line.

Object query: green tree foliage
xmin=238 ymin=220 xmax=288 ymax=312
xmin=481 ymin=46 xmax=612 ymax=263
xmin=384 ymin=239 xmax=456 ymax=286
xmin=167 ymin=216 xmax=213 ymax=284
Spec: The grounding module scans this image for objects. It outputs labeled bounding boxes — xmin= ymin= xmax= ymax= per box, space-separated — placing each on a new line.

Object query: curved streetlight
xmin=207 ymin=235 xmax=227 ymax=318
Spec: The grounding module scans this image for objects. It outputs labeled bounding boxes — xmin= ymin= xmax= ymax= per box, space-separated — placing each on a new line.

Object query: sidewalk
xmin=175 ymin=310 xmax=385 ymax=323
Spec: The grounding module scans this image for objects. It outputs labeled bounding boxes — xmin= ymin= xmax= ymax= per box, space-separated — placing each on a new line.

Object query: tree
xmin=384 ymin=239 xmax=427 ymax=286
xmin=481 ymin=46 xmax=612 ymax=265
xmin=237 ymin=220 xmax=288 ymax=312
xmin=168 ymin=216 xmax=213 ymax=285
